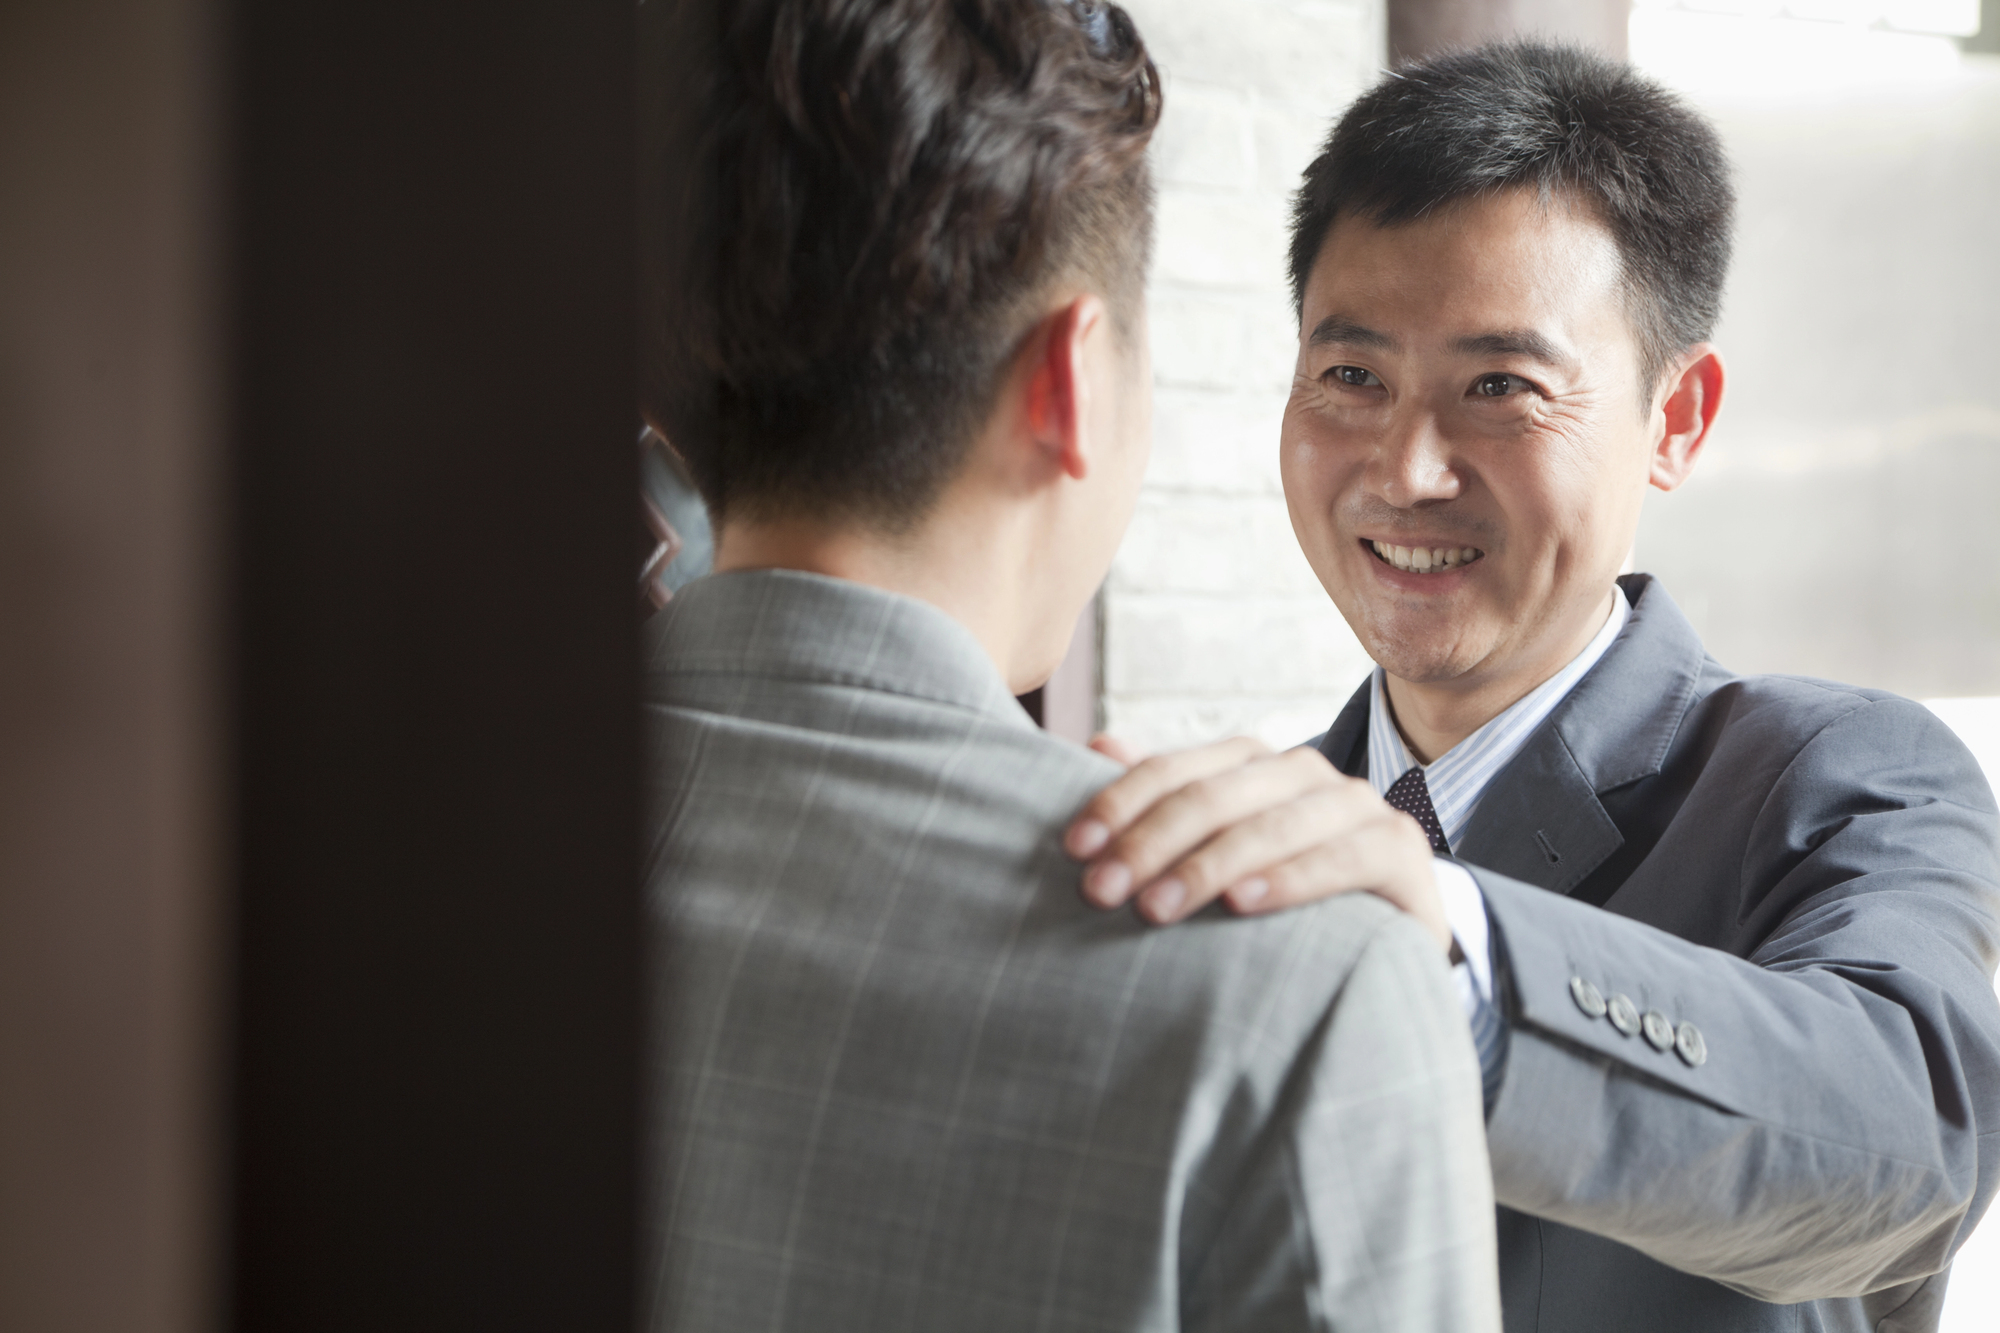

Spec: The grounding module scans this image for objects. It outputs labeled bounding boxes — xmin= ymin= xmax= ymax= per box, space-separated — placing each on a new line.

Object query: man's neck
xmin=1383 ymin=586 xmax=1620 ymax=764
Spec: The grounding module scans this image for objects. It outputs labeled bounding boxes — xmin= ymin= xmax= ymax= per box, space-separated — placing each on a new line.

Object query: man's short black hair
xmin=643 ymin=0 xmax=1161 ymax=530
xmin=1289 ymin=42 xmax=1734 ymax=393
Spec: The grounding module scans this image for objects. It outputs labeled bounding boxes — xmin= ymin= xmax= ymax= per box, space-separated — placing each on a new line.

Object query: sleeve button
xmin=1642 ymin=1010 xmax=1675 ymax=1051
xmin=1606 ymin=993 xmax=1641 ymax=1036
xmin=1675 ymin=1021 xmax=1708 ymax=1067
xmin=1570 ymin=976 xmax=1607 ymax=1019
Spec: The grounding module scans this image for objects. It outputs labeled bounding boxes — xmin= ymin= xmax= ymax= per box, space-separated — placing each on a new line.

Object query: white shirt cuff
xmin=1433 ymin=858 xmax=1492 ymax=1012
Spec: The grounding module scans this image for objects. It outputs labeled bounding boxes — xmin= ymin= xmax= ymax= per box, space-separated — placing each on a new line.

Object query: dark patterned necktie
xmin=1385 ymin=765 xmax=1451 ymax=856
xmin=1386 ymin=765 xmax=1505 ymax=1111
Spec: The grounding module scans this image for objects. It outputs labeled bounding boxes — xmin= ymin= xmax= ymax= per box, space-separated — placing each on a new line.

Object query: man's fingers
xmin=1223 ymin=812 xmax=1451 ymax=951
xmin=1088 ymin=746 xmax=1337 ymax=908
xmin=1065 ymin=735 xmax=1272 ymax=861
xmin=1133 ymin=782 xmax=1369 ymax=923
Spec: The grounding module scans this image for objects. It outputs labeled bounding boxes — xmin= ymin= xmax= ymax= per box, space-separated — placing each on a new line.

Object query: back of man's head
xmin=1289 ymin=42 xmax=1734 ymax=394
xmin=643 ymin=0 xmax=1160 ymax=531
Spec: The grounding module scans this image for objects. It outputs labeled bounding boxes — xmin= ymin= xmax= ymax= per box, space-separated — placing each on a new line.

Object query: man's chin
xmin=1372 ymin=651 xmax=1484 ymax=687
xmin=1342 ymin=597 xmax=1490 ymax=684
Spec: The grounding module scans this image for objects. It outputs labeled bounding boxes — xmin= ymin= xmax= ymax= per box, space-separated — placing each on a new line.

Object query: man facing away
xmin=1067 ymin=44 xmax=2000 ymax=1333
xmin=638 ymin=2 xmax=1500 ymax=1330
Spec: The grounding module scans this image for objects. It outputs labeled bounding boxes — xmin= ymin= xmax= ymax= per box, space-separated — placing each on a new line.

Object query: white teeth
xmin=1372 ymin=542 xmax=1484 ymax=573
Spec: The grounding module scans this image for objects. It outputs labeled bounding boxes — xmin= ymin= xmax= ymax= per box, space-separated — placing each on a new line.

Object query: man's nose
xmin=1371 ymin=411 xmax=1461 ymax=509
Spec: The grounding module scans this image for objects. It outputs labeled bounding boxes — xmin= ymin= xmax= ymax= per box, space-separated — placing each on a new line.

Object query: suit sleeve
xmin=1475 ymin=697 xmax=2000 ymax=1302
xmin=1186 ymin=914 xmax=1503 ymax=1333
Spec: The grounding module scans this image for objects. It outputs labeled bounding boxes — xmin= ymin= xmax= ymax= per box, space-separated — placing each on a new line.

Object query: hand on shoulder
xmin=1065 ymin=734 xmax=1453 ymax=952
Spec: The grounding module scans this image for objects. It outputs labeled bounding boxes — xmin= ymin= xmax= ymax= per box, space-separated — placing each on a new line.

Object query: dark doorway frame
xmin=225 ymin=5 xmax=641 ymax=1330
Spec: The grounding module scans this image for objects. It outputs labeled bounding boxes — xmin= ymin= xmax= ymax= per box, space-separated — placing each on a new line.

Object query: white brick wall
xmin=1106 ymin=0 xmax=1385 ymax=752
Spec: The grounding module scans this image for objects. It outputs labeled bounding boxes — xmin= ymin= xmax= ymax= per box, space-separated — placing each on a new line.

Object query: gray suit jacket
xmin=1316 ymin=574 xmax=2000 ymax=1333
xmin=645 ymin=570 xmax=1500 ymax=1333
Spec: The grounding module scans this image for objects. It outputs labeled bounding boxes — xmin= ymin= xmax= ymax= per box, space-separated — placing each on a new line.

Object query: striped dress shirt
xmin=1359 ymin=586 xmax=1631 ymax=1108
xmin=1365 ymin=585 xmax=1632 ymax=852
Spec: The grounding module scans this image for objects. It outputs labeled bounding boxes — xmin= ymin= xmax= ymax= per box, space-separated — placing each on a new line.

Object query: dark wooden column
xmin=226 ymin=3 xmax=640 ymax=1330
xmin=1 ymin=2 xmax=640 ymax=1330
xmin=1389 ymin=0 xmax=1632 ymax=64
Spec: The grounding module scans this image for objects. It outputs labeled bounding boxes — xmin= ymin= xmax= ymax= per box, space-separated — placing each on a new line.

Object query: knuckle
xmin=1177 ymin=854 xmax=1221 ymax=895
xmin=1097 ymin=766 xmax=1169 ymax=825
xmin=1106 ymin=825 xmax=1160 ymax=871
xmin=1298 ymin=784 xmax=1358 ymax=829
xmin=1178 ymin=774 xmax=1229 ymax=814
xmin=1240 ymin=789 xmax=1311 ymax=848
xmin=1150 ymin=782 xmax=1221 ymax=836
xmin=1111 ymin=813 xmax=1194 ymax=873
xmin=1252 ymin=799 xmax=1310 ymax=848
xmin=1286 ymin=746 xmax=1334 ymax=779
xmin=1093 ymin=790 xmax=1140 ymax=828
xmin=1081 ymin=787 xmax=1120 ymax=821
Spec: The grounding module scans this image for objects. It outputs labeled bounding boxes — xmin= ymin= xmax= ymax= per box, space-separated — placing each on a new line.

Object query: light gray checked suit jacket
xmin=645 ymin=570 xmax=1501 ymax=1333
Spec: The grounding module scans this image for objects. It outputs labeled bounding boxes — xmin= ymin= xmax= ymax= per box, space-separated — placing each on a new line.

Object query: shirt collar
xmin=1367 ymin=585 xmax=1632 ymax=851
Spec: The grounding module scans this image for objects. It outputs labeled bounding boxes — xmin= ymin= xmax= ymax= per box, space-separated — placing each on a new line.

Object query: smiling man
xmin=1071 ymin=43 xmax=2000 ymax=1333
xmin=1287 ymin=184 xmax=1681 ymax=761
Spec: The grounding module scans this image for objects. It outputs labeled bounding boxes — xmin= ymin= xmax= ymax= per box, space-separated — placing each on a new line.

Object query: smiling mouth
xmin=1366 ymin=539 xmax=1484 ymax=574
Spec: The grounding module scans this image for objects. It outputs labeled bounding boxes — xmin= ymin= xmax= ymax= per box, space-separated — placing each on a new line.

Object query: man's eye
xmin=1473 ymin=372 xmax=1529 ymax=398
xmin=1328 ymin=365 xmax=1380 ymax=388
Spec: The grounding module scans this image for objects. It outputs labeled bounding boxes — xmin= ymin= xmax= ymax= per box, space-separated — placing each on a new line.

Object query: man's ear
xmin=1650 ymin=344 xmax=1724 ymax=493
xmin=1024 ymin=295 xmax=1107 ymax=481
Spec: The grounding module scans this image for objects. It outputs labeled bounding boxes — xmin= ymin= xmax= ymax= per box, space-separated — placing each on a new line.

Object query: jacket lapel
xmin=1449 ymin=730 xmax=1624 ymax=893
xmin=1314 ymin=679 xmax=1374 ymax=778
xmin=1317 ymin=576 xmax=1710 ymax=896
xmin=1453 ymin=575 xmax=1708 ymax=893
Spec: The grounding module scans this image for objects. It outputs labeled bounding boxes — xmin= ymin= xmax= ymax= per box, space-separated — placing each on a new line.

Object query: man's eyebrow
xmin=1453 ymin=329 xmax=1576 ymax=370
xmin=1308 ymin=316 xmax=1396 ymax=350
